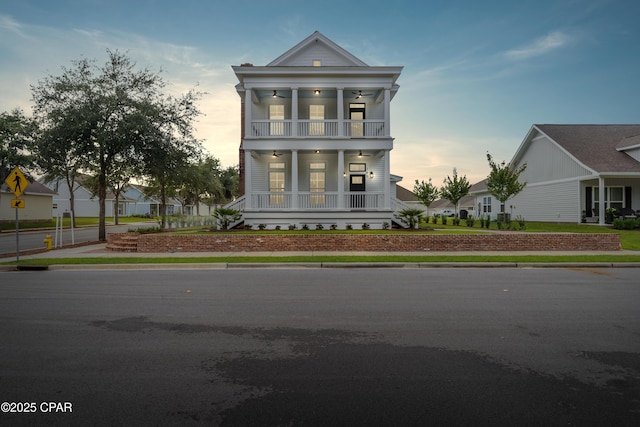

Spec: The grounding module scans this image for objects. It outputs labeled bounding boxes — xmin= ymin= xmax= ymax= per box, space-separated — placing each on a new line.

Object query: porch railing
xmin=249 ymin=120 xmax=386 ymax=138
xmin=249 ymin=191 xmax=385 ymax=209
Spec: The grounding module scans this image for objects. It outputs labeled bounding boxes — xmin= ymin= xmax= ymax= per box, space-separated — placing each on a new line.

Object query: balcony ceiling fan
xmin=352 ymin=90 xmax=372 ymax=99
xmin=356 ymin=150 xmax=371 ymax=157
xmin=272 ymin=90 xmax=285 ymax=98
xmin=271 ymin=150 xmax=284 ymax=157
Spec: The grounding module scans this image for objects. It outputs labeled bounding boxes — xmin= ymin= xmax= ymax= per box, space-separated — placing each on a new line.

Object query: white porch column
xmin=384 ymin=88 xmax=391 ymax=136
xmin=244 ymin=88 xmax=252 ymax=138
xmin=598 ymin=176 xmax=605 ymax=225
xmin=384 ymin=149 xmax=391 ymax=209
xmin=244 ymin=149 xmax=253 ymax=209
xmin=338 ymin=150 xmax=345 ymax=208
xmin=337 ymin=88 xmax=344 ymax=137
xmin=291 ymin=87 xmax=298 ymax=137
xmin=291 ymin=149 xmax=299 ymax=209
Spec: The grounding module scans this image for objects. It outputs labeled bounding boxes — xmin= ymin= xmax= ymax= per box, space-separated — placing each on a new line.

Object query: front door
xmin=350 ymin=174 xmax=366 ymax=208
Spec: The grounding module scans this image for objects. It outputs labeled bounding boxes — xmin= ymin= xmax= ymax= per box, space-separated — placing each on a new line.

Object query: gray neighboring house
xmin=471 ymin=124 xmax=640 ymax=224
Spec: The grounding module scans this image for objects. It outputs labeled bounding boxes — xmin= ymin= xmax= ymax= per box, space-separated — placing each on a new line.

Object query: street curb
xmin=2 ymin=262 xmax=640 ymax=271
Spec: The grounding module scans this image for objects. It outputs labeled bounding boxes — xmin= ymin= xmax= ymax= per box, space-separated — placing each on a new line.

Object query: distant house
xmin=41 ymin=177 xmax=181 ymax=218
xmin=1 ymin=181 xmax=56 ymax=222
xmin=230 ymin=31 xmax=405 ymax=229
xmin=470 ymin=124 xmax=640 ymax=224
xmin=122 ymin=184 xmax=181 ymax=217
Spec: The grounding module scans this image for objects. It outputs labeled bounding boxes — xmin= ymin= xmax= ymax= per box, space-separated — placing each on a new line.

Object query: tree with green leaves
xmin=31 ymin=50 xmax=203 ymax=240
xmin=218 ymin=165 xmax=239 ymax=204
xmin=439 ymin=168 xmax=471 ymax=216
xmin=485 ymin=153 xmax=527 ymax=213
xmin=413 ymin=178 xmax=439 ymax=217
xmin=1 ymin=108 xmax=36 ymax=183
xmin=141 ymin=134 xmax=200 ymax=229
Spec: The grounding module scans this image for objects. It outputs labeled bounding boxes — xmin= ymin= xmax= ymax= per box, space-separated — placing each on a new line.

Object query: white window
xmin=593 ymin=187 xmax=624 ymax=211
xmin=269 ymin=104 xmax=285 ymax=136
xmin=309 ymin=105 xmax=324 ymax=136
xmin=483 ymin=196 xmax=492 ymax=213
xmin=310 ymin=162 xmax=325 ymax=205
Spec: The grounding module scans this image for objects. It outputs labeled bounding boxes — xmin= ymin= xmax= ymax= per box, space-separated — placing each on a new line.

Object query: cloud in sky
xmin=1 ymin=0 xmax=639 ymax=189
xmin=504 ymin=31 xmax=571 ymax=60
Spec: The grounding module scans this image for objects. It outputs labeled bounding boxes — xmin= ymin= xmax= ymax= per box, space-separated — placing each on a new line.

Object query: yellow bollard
xmin=43 ymin=235 xmax=52 ymax=250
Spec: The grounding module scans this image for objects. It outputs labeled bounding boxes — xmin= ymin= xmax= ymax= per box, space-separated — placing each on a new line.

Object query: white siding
xmin=285 ymin=43 xmax=353 ymax=66
xmin=510 ymin=180 xmax=581 ymax=222
xmin=624 ymin=147 xmax=640 ymax=162
xmin=518 ymin=136 xmax=592 ymax=184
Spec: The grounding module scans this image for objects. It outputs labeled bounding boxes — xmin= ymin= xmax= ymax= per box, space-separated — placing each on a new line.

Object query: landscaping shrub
xmin=613 ymin=218 xmax=639 ymax=230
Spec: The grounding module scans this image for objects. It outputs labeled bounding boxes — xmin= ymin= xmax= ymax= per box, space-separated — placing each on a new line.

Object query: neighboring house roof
xmin=516 ymin=124 xmax=640 ymax=174
xmin=617 ymin=134 xmax=640 ymax=151
xmin=1 ymin=181 xmax=56 ymax=196
xmin=395 ymin=185 xmax=418 ymax=202
xmin=468 ymin=178 xmax=488 ymax=194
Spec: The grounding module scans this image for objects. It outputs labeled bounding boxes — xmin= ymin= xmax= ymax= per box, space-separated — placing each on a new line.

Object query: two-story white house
xmin=230 ymin=31 xmax=404 ymax=229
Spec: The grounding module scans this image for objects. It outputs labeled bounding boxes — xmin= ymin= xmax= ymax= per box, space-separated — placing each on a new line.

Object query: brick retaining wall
xmin=108 ymin=232 xmax=621 ymax=252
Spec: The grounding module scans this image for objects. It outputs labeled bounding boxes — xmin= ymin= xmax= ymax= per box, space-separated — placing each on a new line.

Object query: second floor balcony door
xmin=350 ymin=104 xmax=365 ymax=136
xmin=310 ymin=105 xmax=324 ymax=136
xmin=270 ymin=104 xmax=285 ymax=136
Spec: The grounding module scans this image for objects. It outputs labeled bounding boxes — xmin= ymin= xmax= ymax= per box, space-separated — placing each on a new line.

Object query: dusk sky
xmin=1 ymin=0 xmax=638 ymax=187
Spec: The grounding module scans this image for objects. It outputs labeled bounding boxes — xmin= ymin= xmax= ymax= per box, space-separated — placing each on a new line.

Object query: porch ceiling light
xmin=315 ymin=150 xmax=320 ymax=154
xmin=314 ymin=89 xmax=321 ymax=95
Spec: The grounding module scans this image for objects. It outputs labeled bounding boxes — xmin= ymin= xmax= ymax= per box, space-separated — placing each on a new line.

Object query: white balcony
xmin=248 ymin=120 xmax=386 ymax=138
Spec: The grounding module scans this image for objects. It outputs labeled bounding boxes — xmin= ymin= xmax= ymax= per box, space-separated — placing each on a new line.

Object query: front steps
xmin=106 ymin=233 xmax=139 ymax=252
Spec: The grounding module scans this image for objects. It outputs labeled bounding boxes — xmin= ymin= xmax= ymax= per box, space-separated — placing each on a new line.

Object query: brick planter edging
xmin=107 ymin=232 xmax=621 ymax=252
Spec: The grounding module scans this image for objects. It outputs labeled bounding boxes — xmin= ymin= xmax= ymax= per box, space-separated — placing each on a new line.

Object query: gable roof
xmin=267 ymin=31 xmax=368 ymax=67
xmin=515 ymin=124 xmax=640 ymax=174
xmin=1 ymin=180 xmax=56 ymax=196
xmin=395 ymin=185 xmax=418 ymax=202
xmin=617 ymin=134 xmax=640 ymax=151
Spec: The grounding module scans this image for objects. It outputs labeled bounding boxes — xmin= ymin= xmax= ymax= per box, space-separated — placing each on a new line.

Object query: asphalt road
xmin=0 ymin=268 xmax=639 ymax=426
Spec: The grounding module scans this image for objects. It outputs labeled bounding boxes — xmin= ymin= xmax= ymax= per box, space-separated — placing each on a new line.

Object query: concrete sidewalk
xmin=1 ymin=242 xmax=639 ymax=270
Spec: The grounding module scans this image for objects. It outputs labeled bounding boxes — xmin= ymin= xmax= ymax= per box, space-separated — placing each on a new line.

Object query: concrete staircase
xmin=106 ymin=233 xmax=139 ymax=252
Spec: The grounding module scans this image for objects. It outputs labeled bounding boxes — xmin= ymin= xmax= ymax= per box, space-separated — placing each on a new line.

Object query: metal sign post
xmin=4 ymin=167 xmax=29 ymax=263
xmin=15 ymin=205 xmax=19 ymax=262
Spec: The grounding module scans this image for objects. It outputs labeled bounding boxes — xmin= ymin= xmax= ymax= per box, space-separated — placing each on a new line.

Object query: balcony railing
xmin=249 ymin=120 xmax=386 ymax=138
xmin=249 ymin=192 xmax=385 ymax=209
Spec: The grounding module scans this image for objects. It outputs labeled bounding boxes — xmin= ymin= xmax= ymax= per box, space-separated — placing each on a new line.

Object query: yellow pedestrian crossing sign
xmin=11 ymin=199 xmax=25 ymax=208
xmin=5 ymin=167 xmax=29 ymax=198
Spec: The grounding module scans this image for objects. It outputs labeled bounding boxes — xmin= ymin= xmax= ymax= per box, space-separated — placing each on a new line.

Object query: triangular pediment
xmin=267 ymin=31 xmax=368 ymax=67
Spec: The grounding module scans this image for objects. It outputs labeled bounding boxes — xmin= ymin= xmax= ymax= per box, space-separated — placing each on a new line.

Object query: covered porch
xmin=242 ymin=147 xmax=392 ymax=211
